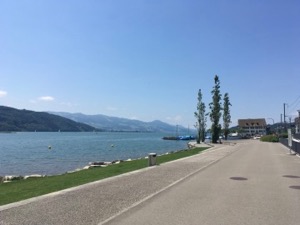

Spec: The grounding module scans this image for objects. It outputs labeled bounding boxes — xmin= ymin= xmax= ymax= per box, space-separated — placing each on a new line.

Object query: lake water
xmin=0 ymin=132 xmax=190 ymax=176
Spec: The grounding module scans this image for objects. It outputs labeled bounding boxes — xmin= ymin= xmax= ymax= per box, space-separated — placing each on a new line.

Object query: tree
xmin=209 ymin=75 xmax=222 ymax=143
xmin=194 ymin=89 xmax=206 ymax=143
xmin=223 ymin=93 xmax=232 ymax=140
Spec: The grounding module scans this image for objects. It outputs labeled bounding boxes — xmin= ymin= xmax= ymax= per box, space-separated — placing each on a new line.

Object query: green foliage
xmin=223 ymin=93 xmax=232 ymax=140
xmin=0 ymin=147 xmax=208 ymax=206
xmin=278 ymin=133 xmax=288 ymax=138
xmin=194 ymin=89 xmax=206 ymax=143
xmin=0 ymin=106 xmax=96 ymax=132
xmin=209 ymin=75 xmax=222 ymax=143
xmin=260 ymin=135 xmax=279 ymax=142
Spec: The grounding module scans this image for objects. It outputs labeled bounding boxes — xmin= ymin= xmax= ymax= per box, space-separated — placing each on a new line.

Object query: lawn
xmin=0 ymin=147 xmax=208 ymax=206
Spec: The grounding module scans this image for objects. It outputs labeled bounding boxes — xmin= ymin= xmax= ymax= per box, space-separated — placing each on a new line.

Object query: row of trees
xmin=194 ymin=75 xmax=232 ymax=144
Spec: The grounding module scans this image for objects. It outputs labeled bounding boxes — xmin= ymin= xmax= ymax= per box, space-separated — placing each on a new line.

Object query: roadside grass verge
xmin=260 ymin=135 xmax=279 ymax=142
xmin=0 ymin=147 xmax=208 ymax=206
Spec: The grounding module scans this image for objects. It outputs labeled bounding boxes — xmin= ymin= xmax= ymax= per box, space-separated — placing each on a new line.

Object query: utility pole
xmin=297 ymin=110 xmax=300 ymax=133
xmin=283 ymin=103 xmax=286 ymax=123
xmin=280 ymin=114 xmax=283 ymax=134
xmin=283 ymin=103 xmax=287 ymax=132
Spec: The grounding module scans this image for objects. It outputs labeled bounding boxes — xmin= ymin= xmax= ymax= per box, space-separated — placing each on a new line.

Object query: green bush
xmin=278 ymin=133 xmax=288 ymax=138
xmin=260 ymin=135 xmax=279 ymax=142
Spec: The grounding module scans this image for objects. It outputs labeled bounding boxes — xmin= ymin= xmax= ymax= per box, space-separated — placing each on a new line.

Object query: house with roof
xmin=238 ymin=118 xmax=267 ymax=137
xmin=295 ymin=110 xmax=300 ymax=134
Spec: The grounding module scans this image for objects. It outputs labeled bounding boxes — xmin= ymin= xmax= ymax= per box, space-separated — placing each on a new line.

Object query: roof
xmin=238 ymin=118 xmax=267 ymax=127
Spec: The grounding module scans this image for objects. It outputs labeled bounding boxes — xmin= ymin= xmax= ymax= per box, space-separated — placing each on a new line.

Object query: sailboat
xmin=163 ymin=125 xmax=196 ymax=140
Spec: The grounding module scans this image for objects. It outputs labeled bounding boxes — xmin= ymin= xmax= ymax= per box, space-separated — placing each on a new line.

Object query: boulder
xmin=3 ymin=175 xmax=23 ymax=182
xmin=89 ymin=164 xmax=102 ymax=168
xmin=24 ymin=174 xmax=44 ymax=179
xmin=89 ymin=161 xmax=105 ymax=166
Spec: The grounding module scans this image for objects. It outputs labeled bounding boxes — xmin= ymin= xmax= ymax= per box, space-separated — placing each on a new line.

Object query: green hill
xmin=0 ymin=106 xmax=96 ymax=132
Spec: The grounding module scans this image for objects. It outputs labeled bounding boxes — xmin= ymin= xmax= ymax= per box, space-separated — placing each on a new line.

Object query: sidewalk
xmin=104 ymin=141 xmax=300 ymax=225
xmin=0 ymin=142 xmax=239 ymax=225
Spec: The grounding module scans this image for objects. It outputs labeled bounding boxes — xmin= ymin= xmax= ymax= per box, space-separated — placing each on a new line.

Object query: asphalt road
xmin=104 ymin=141 xmax=300 ymax=225
xmin=1 ymin=140 xmax=300 ymax=225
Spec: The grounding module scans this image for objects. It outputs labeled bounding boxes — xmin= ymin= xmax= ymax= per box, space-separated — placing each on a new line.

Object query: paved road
xmin=1 ymin=141 xmax=300 ymax=225
xmin=105 ymin=141 xmax=300 ymax=225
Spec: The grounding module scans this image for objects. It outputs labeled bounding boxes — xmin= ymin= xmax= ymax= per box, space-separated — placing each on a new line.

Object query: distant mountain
xmin=50 ymin=112 xmax=193 ymax=134
xmin=0 ymin=106 xmax=96 ymax=132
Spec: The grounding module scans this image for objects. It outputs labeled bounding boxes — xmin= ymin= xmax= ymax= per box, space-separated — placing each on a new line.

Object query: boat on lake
xmin=162 ymin=135 xmax=196 ymax=141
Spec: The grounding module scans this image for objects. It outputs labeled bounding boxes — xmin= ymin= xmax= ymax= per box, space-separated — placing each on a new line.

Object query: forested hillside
xmin=0 ymin=106 xmax=96 ymax=132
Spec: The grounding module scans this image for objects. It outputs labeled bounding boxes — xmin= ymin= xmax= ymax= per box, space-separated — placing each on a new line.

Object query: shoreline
xmin=1 ymin=142 xmax=211 ymax=183
xmin=0 ymin=146 xmax=212 ymax=206
xmin=0 ymin=132 xmax=190 ymax=177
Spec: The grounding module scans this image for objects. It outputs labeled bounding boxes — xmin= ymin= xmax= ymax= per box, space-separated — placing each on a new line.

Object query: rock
xmin=100 ymin=165 xmax=108 ymax=168
xmin=89 ymin=164 xmax=102 ymax=168
xmin=4 ymin=175 xmax=23 ymax=182
xmin=24 ymin=174 xmax=44 ymax=179
xmin=89 ymin=161 xmax=105 ymax=166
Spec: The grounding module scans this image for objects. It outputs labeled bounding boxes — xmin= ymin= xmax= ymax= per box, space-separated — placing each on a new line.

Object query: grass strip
xmin=0 ymin=147 xmax=208 ymax=206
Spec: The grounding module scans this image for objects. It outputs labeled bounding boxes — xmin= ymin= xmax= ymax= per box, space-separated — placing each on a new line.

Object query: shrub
xmin=260 ymin=135 xmax=279 ymax=142
xmin=278 ymin=133 xmax=288 ymax=138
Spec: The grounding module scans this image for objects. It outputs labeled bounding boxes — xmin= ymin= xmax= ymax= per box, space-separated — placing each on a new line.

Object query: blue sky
xmin=1 ymin=0 xmax=299 ymax=127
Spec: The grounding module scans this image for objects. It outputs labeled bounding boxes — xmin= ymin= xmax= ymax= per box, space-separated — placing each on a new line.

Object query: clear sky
xmin=1 ymin=0 xmax=299 ymax=127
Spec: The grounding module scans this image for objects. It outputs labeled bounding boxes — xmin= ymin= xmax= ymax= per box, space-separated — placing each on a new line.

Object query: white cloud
xmin=0 ymin=90 xmax=7 ymax=98
xmin=38 ymin=96 xmax=55 ymax=101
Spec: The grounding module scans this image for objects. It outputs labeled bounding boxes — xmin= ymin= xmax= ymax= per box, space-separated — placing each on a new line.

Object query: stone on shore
xmin=24 ymin=174 xmax=44 ymax=179
xmin=3 ymin=175 xmax=24 ymax=182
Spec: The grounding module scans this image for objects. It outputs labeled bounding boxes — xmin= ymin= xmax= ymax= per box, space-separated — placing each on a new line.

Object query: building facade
xmin=295 ymin=110 xmax=300 ymax=134
xmin=238 ymin=118 xmax=267 ymax=137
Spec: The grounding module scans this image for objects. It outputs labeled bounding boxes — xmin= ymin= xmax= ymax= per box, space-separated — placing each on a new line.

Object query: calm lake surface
xmin=0 ymin=132 xmax=190 ymax=176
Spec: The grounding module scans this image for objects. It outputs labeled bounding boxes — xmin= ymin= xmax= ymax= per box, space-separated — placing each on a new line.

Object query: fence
xmin=280 ymin=137 xmax=300 ymax=154
xmin=294 ymin=133 xmax=300 ymax=140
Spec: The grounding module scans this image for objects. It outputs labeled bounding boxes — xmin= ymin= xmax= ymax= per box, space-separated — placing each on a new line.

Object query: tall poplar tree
xmin=209 ymin=75 xmax=222 ymax=143
xmin=194 ymin=89 xmax=206 ymax=143
xmin=223 ymin=93 xmax=232 ymax=140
